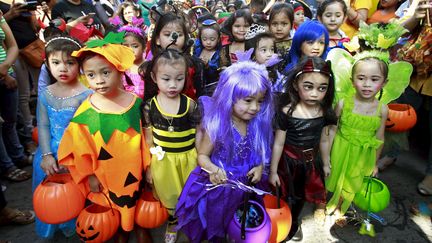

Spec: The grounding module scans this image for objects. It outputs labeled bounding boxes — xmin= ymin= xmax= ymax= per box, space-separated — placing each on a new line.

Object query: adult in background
xmin=0 ymin=0 xmax=40 ymax=156
xmin=51 ymin=0 xmax=104 ymax=32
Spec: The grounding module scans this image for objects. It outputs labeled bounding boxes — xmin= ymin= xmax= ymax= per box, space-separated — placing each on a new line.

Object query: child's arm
xmin=320 ymin=101 xmax=343 ymax=177
xmin=141 ymin=101 xmax=154 ymax=184
xmin=269 ymin=129 xmax=287 ymax=187
xmin=198 ymin=132 xmax=227 ymax=185
xmin=88 ymin=174 xmax=103 ymax=192
xmin=37 ymin=94 xmax=59 ymax=176
xmin=374 ymin=103 xmax=389 ymax=176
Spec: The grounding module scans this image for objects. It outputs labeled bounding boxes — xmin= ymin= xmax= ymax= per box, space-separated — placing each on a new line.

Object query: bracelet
xmin=41 ymin=152 xmax=53 ymax=157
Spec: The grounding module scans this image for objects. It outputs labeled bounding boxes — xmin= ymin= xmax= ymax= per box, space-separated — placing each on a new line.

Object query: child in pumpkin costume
xmin=57 ymin=32 xmax=151 ymax=239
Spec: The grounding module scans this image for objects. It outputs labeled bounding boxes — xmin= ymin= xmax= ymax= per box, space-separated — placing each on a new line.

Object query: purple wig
xmin=201 ymin=61 xmax=274 ymax=165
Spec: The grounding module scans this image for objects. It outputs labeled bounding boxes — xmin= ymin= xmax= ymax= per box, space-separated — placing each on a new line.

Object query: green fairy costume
xmin=325 ymin=22 xmax=413 ymax=214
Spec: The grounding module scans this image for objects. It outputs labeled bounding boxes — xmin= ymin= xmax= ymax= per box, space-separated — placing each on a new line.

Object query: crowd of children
xmin=0 ymin=0 xmax=431 ymax=242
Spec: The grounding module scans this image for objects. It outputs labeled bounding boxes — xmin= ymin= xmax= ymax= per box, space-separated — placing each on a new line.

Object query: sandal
xmin=332 ymin=210 xmax=347 ymax=227
xmin=14 ymin=155 xmax=33 ymax=169
xmin=2 ymin=167 xmax=31 ymax=182
xmin=0 ymin=207 xmax=35 ymax=226
xmin=165 ymin=217 xmax=178 ymax=243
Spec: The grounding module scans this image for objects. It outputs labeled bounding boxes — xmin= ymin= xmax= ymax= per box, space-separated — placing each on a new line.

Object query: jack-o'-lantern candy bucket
xmin=385 ymin=104 xmax=417 ymax=132
xmin=76 ymin=192 xmax=120 ymax=243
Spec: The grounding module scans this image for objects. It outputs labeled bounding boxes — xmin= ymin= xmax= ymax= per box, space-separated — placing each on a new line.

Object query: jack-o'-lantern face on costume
xmin=58 ymin=32 xmax=151 ymax=232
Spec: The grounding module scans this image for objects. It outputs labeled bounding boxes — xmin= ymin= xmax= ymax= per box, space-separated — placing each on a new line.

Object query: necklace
xmin=157 ymin=96 xmax=176 ymax=132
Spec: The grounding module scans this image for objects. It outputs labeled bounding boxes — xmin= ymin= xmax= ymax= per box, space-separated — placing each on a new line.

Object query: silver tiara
xmin=244 ymin=24 xmax=266 ymax=41
xmin=45 ymin=37 xmax=82 ymax=48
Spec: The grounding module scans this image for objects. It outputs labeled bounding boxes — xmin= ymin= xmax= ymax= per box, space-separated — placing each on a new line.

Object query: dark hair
xmin=139 ymin=49 xmax=189 ymax=100
xmin=116 ymin=1 xmax=142 ymax=25
xmin=352 ymin=57 xmax=389 ymax=81
xmin=269 ymin=3 xmax=294 ymax=26
xmin=124 ymin=31 xmax=146 ymax=48
xmin=317 ymin=0 xmax=347 ymax=18
xmin=281 ymin=57 xmax=336 ymax=121
xmin=250 ymin=0 xmax=267 ymax=13
xmin=221 ymin=9 xmax=253 ymax=41
xmin=245 ymin=32 xmax=275 ymax=60
xmin=45 ymin=35 xmax=82 ymax=61
xmin=150 ymin=12 xmax=190 ymax=56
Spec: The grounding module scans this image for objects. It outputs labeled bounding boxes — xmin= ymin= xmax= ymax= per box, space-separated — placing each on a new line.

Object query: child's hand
xmin=268 ymin=172 xmax=280 ymax=187
xmin=247 ymin=164 xmax=263 ymax=184
xmin=145 ymin=167 xmax=153 ymax=185
xmin=89 ymin=175 xmax=102 ymax=192
xmin=323 ymin=164 xmax=331 ymax=177
xmin=41 ymin=154 xmax=59 ymax=176
xmin=372 ymin=166 xmax=379 ymax=177
xmin=209 ymin=167 xmax=227 ymax=185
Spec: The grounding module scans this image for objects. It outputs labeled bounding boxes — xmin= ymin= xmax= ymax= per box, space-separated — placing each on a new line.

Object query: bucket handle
xmin=276 ymin=185 xmax=281 ymax=209
xmin=86 ymin=191 xmax=116 ymax=216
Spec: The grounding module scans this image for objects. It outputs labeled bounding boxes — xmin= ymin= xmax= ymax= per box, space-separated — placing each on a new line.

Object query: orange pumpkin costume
xmin=58 ymin=32 xmax=151 ymax=232
xmin=58 ymin=96 xmax=150 ymax=231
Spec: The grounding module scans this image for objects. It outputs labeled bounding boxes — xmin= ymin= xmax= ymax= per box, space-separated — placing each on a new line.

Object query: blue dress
xmin=32 ymin=88 xmax=92 ymax=238
xmin=175 ymin=97 xmax=269 ymax=242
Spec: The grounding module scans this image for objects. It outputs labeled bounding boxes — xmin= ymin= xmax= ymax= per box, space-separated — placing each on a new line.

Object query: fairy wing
xmin=326 ymin=48 xmax=356 ymax=103
xmin=380 ymin=61 xmax=413 ymax=104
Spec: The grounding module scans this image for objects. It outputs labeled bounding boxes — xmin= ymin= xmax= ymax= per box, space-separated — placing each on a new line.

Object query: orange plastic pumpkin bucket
xmin=76 ymin=193 xmax=120 ymax=243
xmin=386 ymin=104 xmax=417 ymax=132
xmin=263 ymin=188 xmax=292 ymax=243
xmin=33 ymin=173 xmax=85 ymax=224
xmin=135 ymin=190 xmax=169 ymax=228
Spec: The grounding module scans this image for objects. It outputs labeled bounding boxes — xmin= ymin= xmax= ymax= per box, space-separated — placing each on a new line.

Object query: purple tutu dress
xmin=176 ymin=98 xmax=268 ymax=242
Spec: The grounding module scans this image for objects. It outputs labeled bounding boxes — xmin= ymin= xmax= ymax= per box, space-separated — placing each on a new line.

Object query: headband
xmin=45 ymin=36 xmax=82 ymax=49
xmin=294 ymin=58 xmax=332 ymax=79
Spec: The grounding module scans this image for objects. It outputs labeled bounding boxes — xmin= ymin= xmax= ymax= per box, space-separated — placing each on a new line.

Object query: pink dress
xmin=122 ymin=71 xmax=144 ymax=99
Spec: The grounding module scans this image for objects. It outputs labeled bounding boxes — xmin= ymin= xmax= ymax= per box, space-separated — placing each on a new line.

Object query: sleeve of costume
xmin=142 ymin=99 xmax=152 ymax=128
xmin=58 ymin=119 xmax=97 ymax=186
xmin=37 ymin=64 xmax=51 ymax=94
xmin=36 ymin=92 xmax=52 ymax=155
xmin=189 ymin=99 xmax=202 ymax=127
xmin=275 ymin=112 xmax=289 ymax=131
xmin=354 ymin=0 xmax=372 ymax=10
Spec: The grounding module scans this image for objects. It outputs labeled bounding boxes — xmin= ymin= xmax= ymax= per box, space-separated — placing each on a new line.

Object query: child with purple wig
xmin=175 ymin=61 xmax=274 ymax=242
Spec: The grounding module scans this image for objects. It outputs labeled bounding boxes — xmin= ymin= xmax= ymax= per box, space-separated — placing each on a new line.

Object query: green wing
xmin=379 ymin=61 xmax=413 ymax=104
xmin=327 ymin=48 xmax=356 ymax=103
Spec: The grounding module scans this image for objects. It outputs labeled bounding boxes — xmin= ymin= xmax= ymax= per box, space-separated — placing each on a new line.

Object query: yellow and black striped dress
xmin=144 ymin=94 xmax=199 ymax=214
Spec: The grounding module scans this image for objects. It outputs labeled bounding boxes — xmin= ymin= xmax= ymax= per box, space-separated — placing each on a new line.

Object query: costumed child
xmin=144 ymin=12 xmax=203 ymax=100
xmin=111 ymin=1 xmax=145 ymax=27
xmin=57 ymin=32 xmax=152 ymax=242
xmin=325 ymin=21 xmax=412 ymax=226
xmin=283 ymin=20 xmax=329 ymax=74
xmin=269 ymin=57 xmax=336 ymax=240
xmin=244 ymin=24 xmax=286 ymax=97
xmin=193 ymin=19 xmax=222 ymax=97
xmin=142 ymin=48 xmax=200 ymax=243
xmin=291 ymin=0 xmax=312 ymax=30
xmin=32 ymin=35 xmax=91 ymax=239
xmin=367 ymin=0 xmax=402 ymax=24
xmin=120 ymin=25 xmax=147 ymax=99
xmin=176 ymin=61 xmax=274 ymax=242
xmin=317 ymin=0 xmax=350 ymax=49
xmin=219 ymin=9 xmax=254 ymax=67
xmin=268 ymin=3 xmax=295 ymax=57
